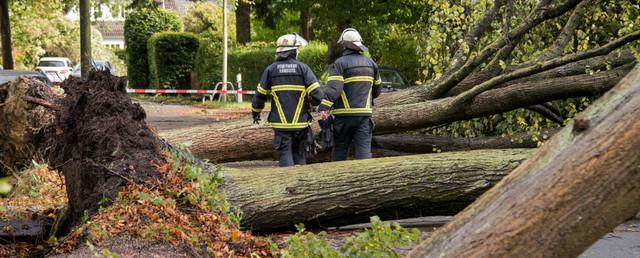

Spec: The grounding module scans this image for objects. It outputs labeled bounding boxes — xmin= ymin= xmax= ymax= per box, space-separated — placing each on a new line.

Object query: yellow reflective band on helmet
xmin=328 ymin=75 xmax=344 ymax=81
xmin=344 ymin=76 xmax=374 ymax=84
xmin=272 ymin=85 xmax=306 ymax=91
xmin=268 ymin=122 xmax=310 ymax=129
xmin=251 ymin=107 xmax=263 ymax=113
xmin=331 ymin=108 xmax=373 ymax=115
xmin=374 ymin=79 xmax=382 ymax=85
xmin=292 ymin=90 xmax=307 ymax=124
xmin=270 ymin=92 xmax=287 ymax=123
xmin=320 ymin=99 xmax=334 ymax=107
xmin=257 ymin=84 xmax=269 ymax=95
xmin=306 ymin=82 xmax=320 ymax=94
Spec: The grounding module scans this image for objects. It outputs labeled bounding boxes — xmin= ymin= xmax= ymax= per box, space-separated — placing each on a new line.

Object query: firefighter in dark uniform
xmin=252 ymin=33 xmax=325 ymax=167
xmin=318 ymin=28 xmax=382 ymax=161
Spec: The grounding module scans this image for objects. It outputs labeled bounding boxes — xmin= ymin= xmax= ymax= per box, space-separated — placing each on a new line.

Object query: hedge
xmin=148 ymin=32 xmax=199 ymax=89
xmin=124 ymin=8 xmax=183 ymax=88
xmin=195 ymin=41 xmax=328 ymax=90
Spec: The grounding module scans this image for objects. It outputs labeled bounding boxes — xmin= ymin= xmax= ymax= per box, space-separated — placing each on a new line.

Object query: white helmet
xmin=338 ymin=28 xmax=368 ymax=52
xmin=276 ymin=33 xmax=308 ymax=53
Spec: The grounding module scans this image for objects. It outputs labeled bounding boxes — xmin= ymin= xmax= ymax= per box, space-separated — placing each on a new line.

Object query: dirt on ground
xmin=49 ymin=72 xmax=164 ymax=223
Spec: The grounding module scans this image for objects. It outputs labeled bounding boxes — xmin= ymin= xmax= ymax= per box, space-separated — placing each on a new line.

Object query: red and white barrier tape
xmin=126 ymin=89 xmax=256 ymax=94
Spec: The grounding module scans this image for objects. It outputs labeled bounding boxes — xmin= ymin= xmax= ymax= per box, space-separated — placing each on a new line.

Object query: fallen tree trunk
xmin=407 ymin=66 xmax=640 ymax=257
xmin=162 ymin=64 xmax=630 ymax=162
xmin=221 ymin=149 xmax=533 ymax=231
xmin=372 ymin=130 xmax=558 ymax=153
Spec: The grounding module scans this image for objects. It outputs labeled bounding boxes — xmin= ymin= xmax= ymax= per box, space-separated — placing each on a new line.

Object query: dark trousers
xmin=331 ymin=116 xmax=373 ymax=161
xmin=273 ymin=128 xmax=309 ymax=167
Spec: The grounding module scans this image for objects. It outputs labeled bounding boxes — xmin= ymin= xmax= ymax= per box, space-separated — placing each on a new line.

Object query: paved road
xmin=139 ymin=102 xmax=250 ymax=131
xmin=580 ymin=220 xmax=640 ymax=258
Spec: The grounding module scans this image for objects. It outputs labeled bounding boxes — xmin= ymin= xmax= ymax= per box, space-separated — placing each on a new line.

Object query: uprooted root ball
xmin=0 ymin=77 xmax=59 ymax=175
xmin=49 ymin=71 xmax=164 ymax=223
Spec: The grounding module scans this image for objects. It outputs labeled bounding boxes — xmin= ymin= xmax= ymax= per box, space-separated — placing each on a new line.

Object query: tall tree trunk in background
xmin=0 ymin=0 xmax=13 ymax=70
xmin=299 ymin=9 xmax=314 ymax=40
xmin=80 ymin=0 xmax=92 ymax=77
xmin=408 ymin=67 xmax=640 ymax=258
xmin=235 ymin=0 xmax=251 ymax=44
xmin=255 ymin=0 xmax=275 ymax=29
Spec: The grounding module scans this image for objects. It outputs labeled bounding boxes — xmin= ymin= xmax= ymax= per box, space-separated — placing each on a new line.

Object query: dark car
xmin=378 ymin=66 xmax=410 ymax=92
xmin=70 ymin=60 xmax=117 ymax=78
xmin=0 ymin=70 xmax=53 ymax=86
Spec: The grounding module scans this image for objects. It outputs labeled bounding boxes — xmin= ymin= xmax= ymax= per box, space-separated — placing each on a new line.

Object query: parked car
xmin=378 ymin=66 xmax=410 ymax=92
xmin=0 ymin=70 xmax=53 ymax=86
xmin=70 ymin=60 xmax=116 ymax=78
xmin=35 ymin=57 xmax=74 ymax=82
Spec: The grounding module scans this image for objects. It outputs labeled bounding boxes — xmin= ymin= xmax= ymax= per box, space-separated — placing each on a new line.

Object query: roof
xmin=39 ymin=57 xmax=71 ymax=61
xmin=95 ymin=20 xmax=125 ymax=39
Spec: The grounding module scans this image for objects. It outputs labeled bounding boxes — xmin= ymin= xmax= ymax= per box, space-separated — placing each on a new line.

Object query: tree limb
xmin=453 ymin=30 xmax=640 ymax=104
xmin=537 ymin=0 xmax=590 ymax=61
xmin=444 ymin=0 xmax=505 ymax=75
xmin=425 ymin=0 xmax=584 ymax=100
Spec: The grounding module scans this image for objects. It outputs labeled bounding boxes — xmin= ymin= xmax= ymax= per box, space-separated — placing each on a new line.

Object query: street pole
xmin=222 ymin=0 xmax=228 ymax=101
xmin=0 ymin=0 xmax=14 ymax=70
xmin=80 ymin=0 xmax=92 ymax=77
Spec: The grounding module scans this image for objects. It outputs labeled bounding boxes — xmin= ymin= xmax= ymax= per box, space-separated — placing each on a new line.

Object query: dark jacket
xmin=318 ymin=50 xmax=382 ymax=116
xmin=252 ymin=52 xmax=325 ymax=130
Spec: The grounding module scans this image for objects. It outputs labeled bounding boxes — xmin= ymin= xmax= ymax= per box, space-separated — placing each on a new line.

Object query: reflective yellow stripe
xmin=320 ymin=99 xmax=334 ymax=107
xmin=345 ymin=76 xmax=374 ymax=84
xmin=252 ymin=107 xmax=263 ymax=112
xmin=331 ymin=108 xmax=373 ymax=115
xmin=268 ymin=122 xmax=310 ymax=129
xmin=328 ymin=75 xmax=344 ymax=81
xmin=272 ymin=85 xmax=305 ymax=91
xmin=340 ymin=91 xmax=350 ymax=109
xmin=270 ymin=92 xmax=287 ymax=123
xmin=374 ymin=79 xmax=382 ymax=85
xmin=366 ymin=87 xmax=372 ymax=109
xmin=306 ymin=82 xmax=320 ymax=94
xmin=292 ymin=91 xmax=307 ymax=124
xmin=257 ymin=84 xmax=269 ymax=95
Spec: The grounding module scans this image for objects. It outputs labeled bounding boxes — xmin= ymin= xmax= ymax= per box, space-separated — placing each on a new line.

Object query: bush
xmin=378 ymin=26 xmax=421 ymax=84
xmin=124 ymin=8 xmax=182 ymax=88
xmin=148 ymin=32 xmax=199 ymax=89
xmin=195 ymin=40 xmax=328 ymax=91
xmin=298 ymin=42 xmax=328 ymax=77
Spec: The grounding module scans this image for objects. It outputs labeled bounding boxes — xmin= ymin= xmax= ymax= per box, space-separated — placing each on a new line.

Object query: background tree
xmin=0 ymin=0 xmax=13 ymax=70
xmin=236 ymin=0 xmax=251 ymax=44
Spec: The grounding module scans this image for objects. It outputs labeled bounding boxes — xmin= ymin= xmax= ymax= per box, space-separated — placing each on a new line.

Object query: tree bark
xmin=235 ymin=0 xmax=251 ymax=44
xmin=299 ymin=8 xmax=314 ymax=40
xmin=0 ymin=0 xmax=13 ymax=70
xmin=372 ymin=130 xmax=557 ymax=154
xmin=161 ymin=64 xmax=631 ymax=162
xmin=407 ymin=66 xmax=640 ymax=258
xmin=222 ymin=149 xmax=532 ymax=231
xmin=80 ymin=0 xmax=92 ymax=77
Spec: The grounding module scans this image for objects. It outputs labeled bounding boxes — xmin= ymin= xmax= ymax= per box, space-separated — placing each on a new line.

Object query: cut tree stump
xmin=407 ymin=66 xmax=640 ymax=258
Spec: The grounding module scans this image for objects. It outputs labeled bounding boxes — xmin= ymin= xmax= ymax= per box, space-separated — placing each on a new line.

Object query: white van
xmin=35 ymin=57 xmax=74 ymax=82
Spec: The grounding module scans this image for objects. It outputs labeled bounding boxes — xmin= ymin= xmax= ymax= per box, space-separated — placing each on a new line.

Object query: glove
xmin=320 ymin=111 xmax=329 ymax=120
xmin=252 ymin=111 xmax=261 ymax=124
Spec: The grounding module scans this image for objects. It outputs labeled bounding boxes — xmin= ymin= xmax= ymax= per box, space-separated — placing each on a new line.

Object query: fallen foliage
xmin=55 ymin=151 xmax=274 ymax=257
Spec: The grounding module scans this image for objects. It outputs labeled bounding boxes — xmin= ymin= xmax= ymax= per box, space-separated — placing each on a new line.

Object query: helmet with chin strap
xmin=337 ymin=28 xmax=368 ymax=52
xmin=276 ymin=33 xmax=308 ymax=53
